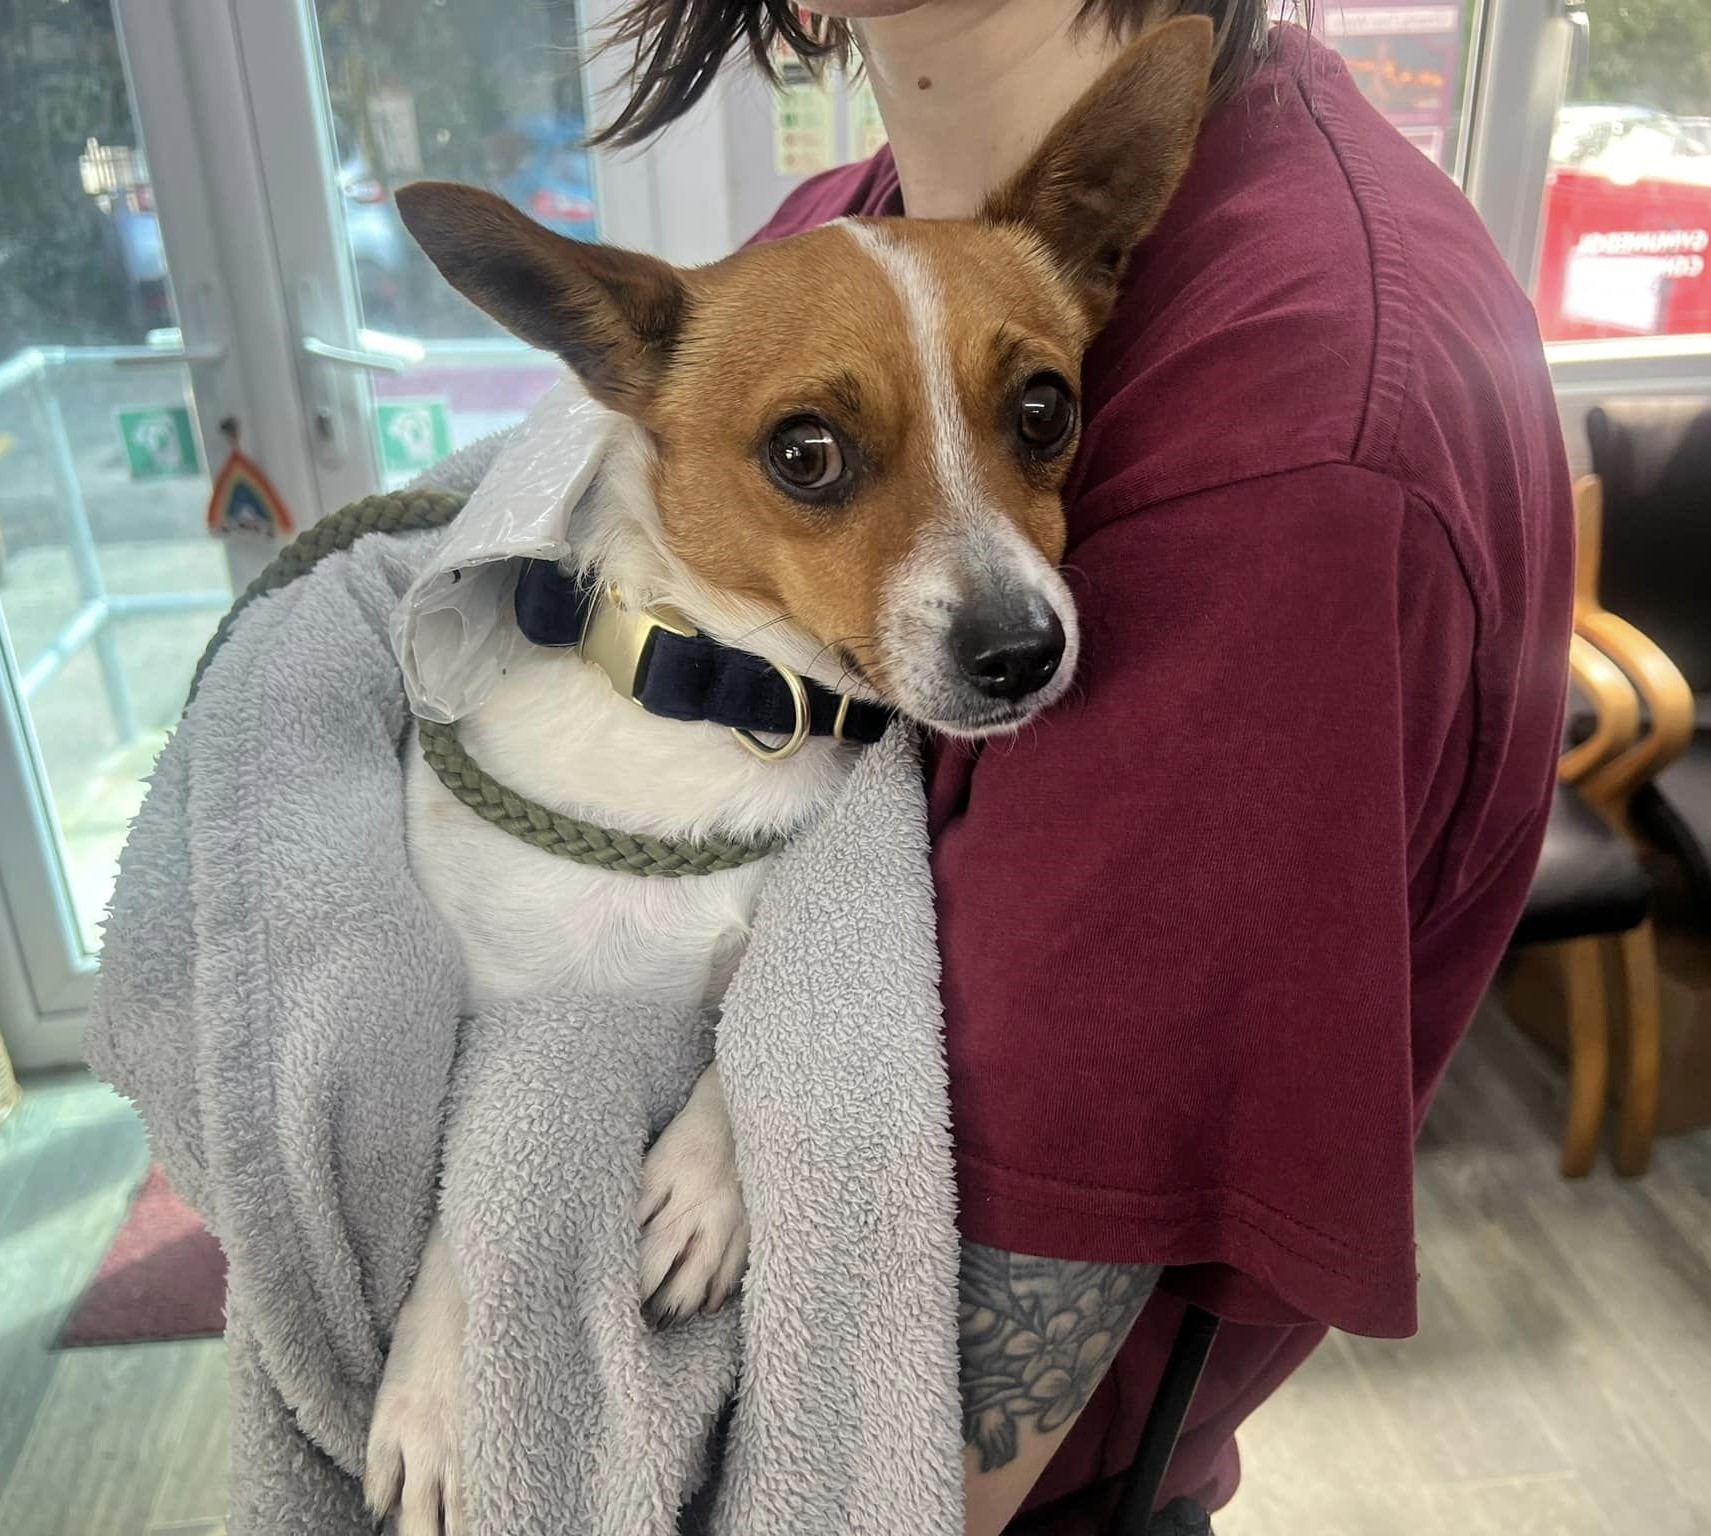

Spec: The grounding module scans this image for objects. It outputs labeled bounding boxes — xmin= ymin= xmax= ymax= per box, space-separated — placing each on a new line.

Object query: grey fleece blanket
xmin=87 ymin=432 xmax=965 ymax=1535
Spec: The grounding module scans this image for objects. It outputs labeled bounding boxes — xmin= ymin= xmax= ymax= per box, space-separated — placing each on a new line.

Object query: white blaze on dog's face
xmin=396 ymin=19 xmax=1211 ymax=736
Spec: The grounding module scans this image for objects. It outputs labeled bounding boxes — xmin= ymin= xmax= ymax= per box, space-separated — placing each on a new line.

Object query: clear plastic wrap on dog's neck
xmin=390 ymin=376 xmax=620 ymax=724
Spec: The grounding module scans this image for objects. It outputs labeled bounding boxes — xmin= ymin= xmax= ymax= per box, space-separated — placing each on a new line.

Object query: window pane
xmin=0 ymin=1 xmax=229 ymax=956
xmin=1537 ymin=0 xmax=1711 ymax=342
xmin=312 ymin=0 xmax=591 ymax=484
xmin=315 ymin=0 xmax=597 ymax=339
xmin=1322 ymin=1 xmax=1479 ymax=179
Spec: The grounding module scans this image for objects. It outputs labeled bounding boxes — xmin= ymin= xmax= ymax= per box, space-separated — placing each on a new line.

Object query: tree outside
xmin=1580 ymin=0 xmax=1711 ymax=117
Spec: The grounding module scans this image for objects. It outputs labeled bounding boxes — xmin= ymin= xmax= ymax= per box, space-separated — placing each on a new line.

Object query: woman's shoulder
xmin=1071 ymin=29 xmax=1554 ymax=537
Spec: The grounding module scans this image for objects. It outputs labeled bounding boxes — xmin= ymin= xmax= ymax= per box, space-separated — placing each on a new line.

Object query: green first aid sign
xmin=117 ymin=406 xmax=200 ymax=481
xmin=377 ymin=402 xmax=452 ymax=476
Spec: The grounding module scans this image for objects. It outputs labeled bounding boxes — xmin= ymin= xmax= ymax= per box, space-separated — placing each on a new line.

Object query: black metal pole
xmin=1107 ymin=1305 xmax=1221 ymax=1536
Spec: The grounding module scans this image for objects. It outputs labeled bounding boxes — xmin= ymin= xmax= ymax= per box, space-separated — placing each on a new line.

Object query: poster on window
xmin=1323 ymin=3 xmax=1465 ymax=172
xmin=769 ymin=11 xmax=837 ymax=175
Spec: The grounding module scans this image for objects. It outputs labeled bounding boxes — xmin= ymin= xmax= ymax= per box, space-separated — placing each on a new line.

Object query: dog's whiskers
xmin=735 ymin=613 xmax=803 ymax=647
xmin=812 ymin=634 xmax=876 ymax=678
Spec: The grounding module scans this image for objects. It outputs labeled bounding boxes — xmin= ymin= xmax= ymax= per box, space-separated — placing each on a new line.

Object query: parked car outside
xmin=1552 ymin=103 xmax=1711 ymax=189
xmin=498 ymin=115 xmax=598 ymax=242
xmin=103 ymin=122 xmax=413 ymax=334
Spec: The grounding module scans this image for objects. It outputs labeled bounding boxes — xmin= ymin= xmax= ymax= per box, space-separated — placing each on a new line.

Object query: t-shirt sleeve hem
xmin=956 ymin=1150 xmax=1419 ymax=1339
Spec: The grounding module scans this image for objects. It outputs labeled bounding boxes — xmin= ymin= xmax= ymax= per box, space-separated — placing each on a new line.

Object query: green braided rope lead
xmin=185 ymin=487 xmax=782 ymax=877
xmin=188 ymin=488 xmax=469 ymax=701
xmin=417 ymin=720 xmax=782 ymax=876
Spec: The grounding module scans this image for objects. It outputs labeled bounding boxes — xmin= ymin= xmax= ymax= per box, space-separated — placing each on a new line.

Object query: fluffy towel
xmin=87 ymin=431 xmax=965 ymax=1534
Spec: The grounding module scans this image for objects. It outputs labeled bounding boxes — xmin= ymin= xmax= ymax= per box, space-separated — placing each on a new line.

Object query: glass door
xmin=234 ymin=0 xmax=718 ymax=507
xmin=0 ymin=0 xmax=241 ymax=1054
xmin=0 ymin=0 xmax=703 ymax=1065
xmin=308 ymin=0 xmax=597 ymax=489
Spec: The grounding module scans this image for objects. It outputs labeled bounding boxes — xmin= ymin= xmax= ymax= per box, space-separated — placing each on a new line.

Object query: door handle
xmin=298 ymin=318 xmax=425 ymax=459
xmin=108 ymin=328 xmax=227 ymax=366
xmin=301 ymin=331 xmax=425 ymax=373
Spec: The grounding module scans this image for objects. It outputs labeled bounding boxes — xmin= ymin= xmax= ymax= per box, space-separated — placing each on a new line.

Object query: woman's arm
xmin=960 ymin=1243 xmax=1160 ymax=1535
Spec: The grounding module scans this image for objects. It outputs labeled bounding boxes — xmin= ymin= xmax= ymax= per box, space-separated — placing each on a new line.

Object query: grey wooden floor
xmin=2 ymin=1000 xmax=1709 ymax=1536
xmin=1220 ymin=1001 xmax=1711 ymax=1536
xmin=0 ymin=1070 xmax=226 ymax=1536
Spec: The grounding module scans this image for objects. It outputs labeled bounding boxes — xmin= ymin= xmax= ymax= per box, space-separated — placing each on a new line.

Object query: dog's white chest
xmin=402 ymin=646 xmax=852 ymax=1014
xmin=406 ymin=748 xmax=768 ymax=1012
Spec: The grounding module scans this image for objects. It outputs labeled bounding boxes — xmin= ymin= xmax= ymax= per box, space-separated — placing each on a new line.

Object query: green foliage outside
xmin=1579 ymin=0 xmax=1711 ymax=115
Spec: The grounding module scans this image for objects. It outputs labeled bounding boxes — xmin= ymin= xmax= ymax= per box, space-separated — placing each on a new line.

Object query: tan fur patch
xmin=645 ymin=220 xmax=1090 ymax=690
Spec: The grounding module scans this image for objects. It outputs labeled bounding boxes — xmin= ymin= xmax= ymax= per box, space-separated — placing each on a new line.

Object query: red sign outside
xmin=1535 ymin=168 xmax=1711 ymax=342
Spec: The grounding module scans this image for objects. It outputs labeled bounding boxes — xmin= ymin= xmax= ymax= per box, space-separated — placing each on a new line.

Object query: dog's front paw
xmin=365 ymin=1259 xmax=466 ymax=1536
xmin=365 ymin=1357 xmax=464 ymax=1536
xmin=636 ymin=1076 xmax=749 ymax=1328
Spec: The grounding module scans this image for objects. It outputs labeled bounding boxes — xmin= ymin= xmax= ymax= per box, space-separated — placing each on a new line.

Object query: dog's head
xmin=396 ymin=19 xmax=1210 ymax=737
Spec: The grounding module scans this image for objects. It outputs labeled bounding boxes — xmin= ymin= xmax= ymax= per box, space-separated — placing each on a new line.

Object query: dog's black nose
xmin=951 ymin=598 xmax=1066 ymax=702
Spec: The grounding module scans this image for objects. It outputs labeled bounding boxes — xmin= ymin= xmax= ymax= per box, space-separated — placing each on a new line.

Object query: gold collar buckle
xmin=579 ymin=581 xmax=811 ymax=764
xmin=577 ymin=581 xmax=695 ymax=703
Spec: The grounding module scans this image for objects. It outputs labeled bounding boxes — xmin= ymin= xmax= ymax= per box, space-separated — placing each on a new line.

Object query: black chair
xmin=1508 ymin=480 xmax=1670 ymax=1178
xmin=1512 ymin=779 xmax=1655 ymax=1176
xmin=1586 ymin=400 xmax=1711 ymax=931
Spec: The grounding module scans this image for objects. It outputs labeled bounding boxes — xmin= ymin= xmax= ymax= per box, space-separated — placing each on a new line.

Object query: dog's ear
xmin=980 ymin=17 xmax=1213 ymax=324
xmin=395 ymin=181 xmax=688 ymax=418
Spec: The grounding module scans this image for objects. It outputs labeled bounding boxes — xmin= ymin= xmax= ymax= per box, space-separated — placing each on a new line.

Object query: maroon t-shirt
xmin=753 ymin=26 xmax=1571 ymax=1524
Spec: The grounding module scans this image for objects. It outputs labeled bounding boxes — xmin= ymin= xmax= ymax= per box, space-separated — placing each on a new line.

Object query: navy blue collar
xmin=513 ymin=558 xmax=892 ymax=749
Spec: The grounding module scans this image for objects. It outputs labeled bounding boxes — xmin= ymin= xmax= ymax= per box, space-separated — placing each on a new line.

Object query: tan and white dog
xmin=364 ymin=20 xmax=1210 ymax=1534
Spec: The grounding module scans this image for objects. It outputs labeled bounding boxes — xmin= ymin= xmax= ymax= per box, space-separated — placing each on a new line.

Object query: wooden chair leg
xmin=1558 ymin=937 xmax=1609 ymax=1178
xmin=0 ymin=1032 xmax=19 ymax=1124
xmin=1610 ymin=920 xmax=1662 ymax=1177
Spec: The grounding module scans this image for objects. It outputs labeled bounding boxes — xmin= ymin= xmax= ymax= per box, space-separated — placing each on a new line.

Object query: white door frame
xmin=0 ymin=630 xmax=91 ymax=1060
xmin=119 ymin=0 xmax=328 ymax=592
xmin=1464 ymin=0 xmax=1576 ymax=290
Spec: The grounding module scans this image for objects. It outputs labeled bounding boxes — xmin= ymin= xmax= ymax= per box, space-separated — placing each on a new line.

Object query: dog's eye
xmin=765 ymin=417 xmax=846 ymax=497
xmin=1016 ymin=375 xmax=1077 ymax=458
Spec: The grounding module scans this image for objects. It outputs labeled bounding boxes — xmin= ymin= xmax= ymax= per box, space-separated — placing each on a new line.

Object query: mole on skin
xmin=917 ymin=75 xmax=932 ymax=90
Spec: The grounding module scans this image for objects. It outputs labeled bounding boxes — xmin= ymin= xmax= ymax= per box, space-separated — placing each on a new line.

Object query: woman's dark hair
xmin=591 ymin=0 xmax=1273 ymax=148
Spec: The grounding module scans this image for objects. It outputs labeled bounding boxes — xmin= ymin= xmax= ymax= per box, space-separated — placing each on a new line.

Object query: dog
xmin=363 ymin=20 xmax=1210 ymax=1533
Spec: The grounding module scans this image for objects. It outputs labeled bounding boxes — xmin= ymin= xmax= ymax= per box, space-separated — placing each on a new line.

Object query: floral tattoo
xmin=958 ymin=1243 xmax=1160 ymax=1474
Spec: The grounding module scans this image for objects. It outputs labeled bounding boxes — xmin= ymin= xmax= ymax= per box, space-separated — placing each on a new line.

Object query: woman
xmin=595 ymin=1 xmax=1573 ymax=1533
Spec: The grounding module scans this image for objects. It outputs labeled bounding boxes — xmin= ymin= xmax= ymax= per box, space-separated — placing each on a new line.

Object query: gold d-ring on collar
xmin=733 ymin=662 xmax=811 ymax=762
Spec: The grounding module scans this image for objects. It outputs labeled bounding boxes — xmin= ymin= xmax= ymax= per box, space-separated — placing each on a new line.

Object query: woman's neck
xmin=854 ymin=0 xmax=1131 ymax=218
